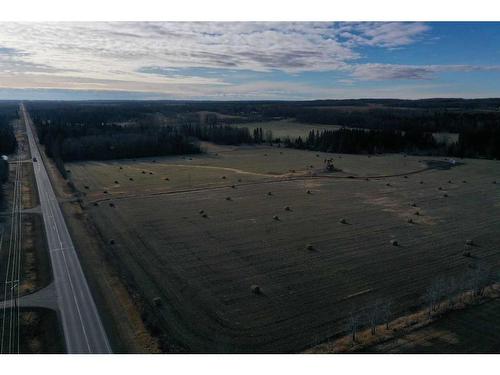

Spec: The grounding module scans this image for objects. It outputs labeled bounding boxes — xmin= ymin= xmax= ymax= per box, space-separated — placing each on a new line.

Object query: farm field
xmin=233 ymin=119 xmax=344 ymax=139
xmin=66 ymin=144 xmax=500 ymax=352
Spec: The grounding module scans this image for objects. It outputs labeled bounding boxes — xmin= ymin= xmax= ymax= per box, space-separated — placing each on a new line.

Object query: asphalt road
xmin=21 ymin=103 xmax=112 ymax=354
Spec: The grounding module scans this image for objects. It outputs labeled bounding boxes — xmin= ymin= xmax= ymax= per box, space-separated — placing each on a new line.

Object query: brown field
xmin=363 ymin=295 xmax=500 ymax=353
xmin=66 ymin=143 xmax=500 ymax=352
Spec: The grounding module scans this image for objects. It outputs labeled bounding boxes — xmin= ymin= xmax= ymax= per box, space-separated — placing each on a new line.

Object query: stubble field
xmin=66 ymin=143 xmax=500 ymax=352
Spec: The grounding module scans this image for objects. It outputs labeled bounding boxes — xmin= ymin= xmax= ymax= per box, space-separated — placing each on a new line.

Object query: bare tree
xmin=367 ymin=300 xmax=382 ymax=335
xmin=348 ymin=311 xmax=361 ymax=343
xmin=381 ymin=299 xmax=393 ymax=330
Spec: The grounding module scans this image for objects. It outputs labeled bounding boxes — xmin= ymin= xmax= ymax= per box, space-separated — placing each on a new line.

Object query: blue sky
xmin=0 ymin=22 xmax=499 ymax=100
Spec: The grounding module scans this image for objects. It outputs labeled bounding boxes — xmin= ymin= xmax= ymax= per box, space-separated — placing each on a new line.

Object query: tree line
xmin=0 ymin=103 xmax=18 ymax=206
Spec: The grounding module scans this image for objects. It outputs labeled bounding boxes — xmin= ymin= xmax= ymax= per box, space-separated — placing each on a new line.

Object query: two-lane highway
xmin=21 ymin=103 xmax=111 ymax=354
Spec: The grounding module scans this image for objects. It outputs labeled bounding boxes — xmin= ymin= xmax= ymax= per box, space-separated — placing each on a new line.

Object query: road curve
xmin=21 ymin=103 xmax=111 ymax=354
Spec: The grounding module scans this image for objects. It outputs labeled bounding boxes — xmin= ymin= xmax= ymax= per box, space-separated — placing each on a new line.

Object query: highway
xmin=21 ymin=103 xmax=112 ymax=354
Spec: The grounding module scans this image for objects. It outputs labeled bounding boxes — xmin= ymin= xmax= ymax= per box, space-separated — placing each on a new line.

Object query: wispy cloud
xmin=0 ymin=22 xmax=498 ymax=99
xmin=351 ymin=63 xmax=500 ymax=80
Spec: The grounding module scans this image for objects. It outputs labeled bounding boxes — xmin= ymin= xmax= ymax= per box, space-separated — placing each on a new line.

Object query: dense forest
xmin=26 ymin=99 xmax=500 ymax=168
xmin=285 ymin=128 xmax=439 ymax=155
xmin=35 ymin=121 xmax=201 ymax=166
xmin=0 ymin=102 xmax=18 ymax=206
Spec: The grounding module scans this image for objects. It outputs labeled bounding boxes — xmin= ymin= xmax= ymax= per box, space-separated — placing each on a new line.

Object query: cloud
xmin=351 ymin=63 xmax=500 ymax=81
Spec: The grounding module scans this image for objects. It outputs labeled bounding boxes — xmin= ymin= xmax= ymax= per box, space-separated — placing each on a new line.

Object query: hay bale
xmin=339 ymin=218 xmax=347 ymax=224
xmin=153 ymin=297 xmax=162 ymax=307
xmin=114 ymin=180 xmax=119 ymax=184
xmin=103 ymin=190 xmax=108 ymax=194
xmin=202 ymin=213 xmax=208 ymax=218
xmin=251 ymin=285 xmax=261 ymax=295
xmin=465 ymin=239 xmax=474 ymax=246
xmin=273 ymin=215 xmax=280 ymax=221
xmin=149 ymin=172 xmax=153 ymax=175
xmin=129 ymin=177 xmax=134 ymax=181
xmin=390 ymin=239 xmax=399 ymax=246
xmin=284 ymin=206 xmax=291 ymax=211
xmin=306 ymin=244 xmax=314 ymax=251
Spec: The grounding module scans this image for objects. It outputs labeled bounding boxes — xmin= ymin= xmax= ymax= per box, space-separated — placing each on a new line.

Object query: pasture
xmin=66 ymin=144 xmax=500 ymax=352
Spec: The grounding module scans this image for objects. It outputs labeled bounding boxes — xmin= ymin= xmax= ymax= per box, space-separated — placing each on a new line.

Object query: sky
xmin=0 ymin=22 xmax=499 ymax=100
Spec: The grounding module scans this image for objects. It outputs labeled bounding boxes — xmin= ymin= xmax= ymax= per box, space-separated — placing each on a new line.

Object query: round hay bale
xmin=251 ymin=285 xmax=261 ymax=295
xmin=465 ymin=239 xmax=474 ymax=246
xmin=306 ymin=244 xmax=314 ymax=251
xmin=390 ymin=239 xmax=399 ymax=246
xmin=273 ymin=215 xmax=280 ymax=221
xmin=339 ymin=218 xmax=347 ymax=224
